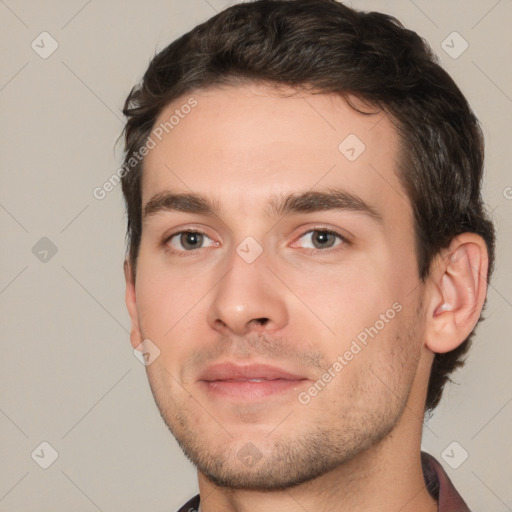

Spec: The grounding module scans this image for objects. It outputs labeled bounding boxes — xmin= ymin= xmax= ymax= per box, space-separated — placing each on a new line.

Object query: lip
xmin=198 ymin=362 xmax=309 ymax=400
xmin=199 ymin=362 xmax=306 ymax=382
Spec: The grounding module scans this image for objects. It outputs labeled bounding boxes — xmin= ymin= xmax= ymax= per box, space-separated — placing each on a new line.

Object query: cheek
xmin=327 ymin=304 xmax=421 ymax=417
xmin=135 ymin=256 xmax=207 ymax=335
xmin=135 ymin=273 xmax=171 ymax=336
xmin=289 ymin=253 xmax=419 ymax=377
xmin=286 ymin=261 xmax=398 ymax=345
xmin=134 ymin=258 xmax=216 ymax=373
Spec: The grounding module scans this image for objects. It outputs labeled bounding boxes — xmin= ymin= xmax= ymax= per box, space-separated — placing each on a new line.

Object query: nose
xmin=207 ymin=247 xmax=289 ymax=336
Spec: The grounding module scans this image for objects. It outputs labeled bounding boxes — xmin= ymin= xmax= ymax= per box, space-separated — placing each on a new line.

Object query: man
xmin=121 ymin=1 xmax=495 ymax=510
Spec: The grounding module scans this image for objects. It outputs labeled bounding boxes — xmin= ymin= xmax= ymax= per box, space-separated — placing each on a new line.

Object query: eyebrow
xmin=143 ymin=192 xmax=218 ymax=221
xmin=143 ymin=188 xmax=383 ymax=225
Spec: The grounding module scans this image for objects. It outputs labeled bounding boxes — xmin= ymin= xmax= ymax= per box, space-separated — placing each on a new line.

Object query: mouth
xmin=198 ymin=362 xmax=309 ymax=400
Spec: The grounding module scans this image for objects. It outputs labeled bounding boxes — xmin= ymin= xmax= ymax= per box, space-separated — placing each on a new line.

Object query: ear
xmin=124 ymin=259 xmax=143 ymax=349
xmin=425 ymin=233 xmax=489 ymax=354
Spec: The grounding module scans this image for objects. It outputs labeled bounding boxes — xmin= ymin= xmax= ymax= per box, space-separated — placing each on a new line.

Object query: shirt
xmin=175 ymin=451 xmax=470 ymax=511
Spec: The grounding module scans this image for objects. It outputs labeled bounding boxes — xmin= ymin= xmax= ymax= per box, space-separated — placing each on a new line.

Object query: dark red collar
xmin=422 ymin=451 xmax=470 ymax=511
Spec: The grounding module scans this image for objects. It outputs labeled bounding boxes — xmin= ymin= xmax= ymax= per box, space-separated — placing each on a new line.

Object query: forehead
xmin=141 ymin=83 xmax=409 ymax=226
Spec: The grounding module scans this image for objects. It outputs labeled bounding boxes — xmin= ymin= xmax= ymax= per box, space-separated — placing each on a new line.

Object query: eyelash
xmin=162 ymin=227 xmax=350 ymax=256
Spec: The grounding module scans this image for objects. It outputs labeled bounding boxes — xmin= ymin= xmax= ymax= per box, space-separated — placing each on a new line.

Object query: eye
xmin=166 ymin=231 xmax=218 ymax=252
xmin=295 ymin=229 xmax=346 ymax=250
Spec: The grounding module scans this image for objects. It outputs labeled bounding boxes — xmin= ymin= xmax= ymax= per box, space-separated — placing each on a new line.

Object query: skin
xmin=124 ymin=83 xmax=488 ymax=512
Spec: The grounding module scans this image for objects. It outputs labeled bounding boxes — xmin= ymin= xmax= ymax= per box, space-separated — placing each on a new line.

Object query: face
xmin=125 ymin=84 xmax=429 ymax=490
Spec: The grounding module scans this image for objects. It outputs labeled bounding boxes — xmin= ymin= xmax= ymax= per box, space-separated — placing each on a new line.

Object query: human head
xmin=122 ymin=0 xmax=494 ymax=452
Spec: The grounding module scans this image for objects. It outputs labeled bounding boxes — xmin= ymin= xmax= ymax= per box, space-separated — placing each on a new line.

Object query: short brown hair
xmin=120 ymin=0 xmax=495 ymax=412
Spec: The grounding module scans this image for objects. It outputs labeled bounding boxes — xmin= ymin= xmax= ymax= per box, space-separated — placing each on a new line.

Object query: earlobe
xmin=425 ymin=234 xmax=489 ymax=354
xmin=124 ymin=260 xmax=143 ymax=349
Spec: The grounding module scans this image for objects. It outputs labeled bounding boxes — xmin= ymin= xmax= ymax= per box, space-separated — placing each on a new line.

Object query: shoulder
xmin=175 ymin=494 xmax=200 ymax=512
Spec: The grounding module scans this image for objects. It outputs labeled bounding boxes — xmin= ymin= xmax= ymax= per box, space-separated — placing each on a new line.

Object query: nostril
xmin=253 ymin=318 xmax=269 ymax=326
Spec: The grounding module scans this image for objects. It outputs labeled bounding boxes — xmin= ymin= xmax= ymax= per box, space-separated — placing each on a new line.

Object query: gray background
xmin=1 ymin=0 xmax=511 ymax=510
